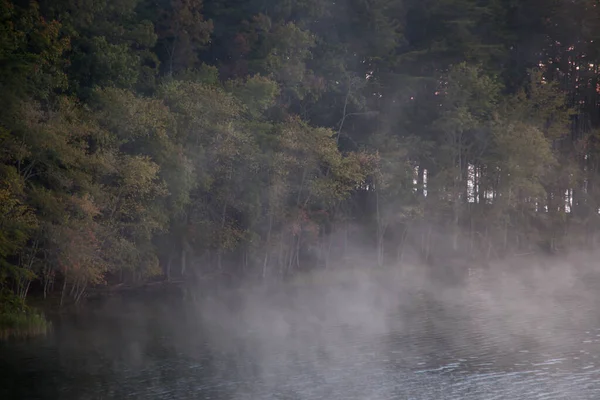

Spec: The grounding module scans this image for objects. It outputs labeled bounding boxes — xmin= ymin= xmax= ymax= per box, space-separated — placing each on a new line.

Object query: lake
xmin=2 ymin=266 xmax=600 ymax=399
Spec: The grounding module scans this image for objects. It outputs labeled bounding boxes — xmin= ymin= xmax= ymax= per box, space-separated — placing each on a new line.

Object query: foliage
xmin=1 ymin=0 xmax=600 ymax=306
xmin=0 ymin=290 xmax=49 ymax=338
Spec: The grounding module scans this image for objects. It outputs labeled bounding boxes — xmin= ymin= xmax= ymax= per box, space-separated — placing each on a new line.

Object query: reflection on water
xmin=2 ymin=272 xmax=600 ymax=400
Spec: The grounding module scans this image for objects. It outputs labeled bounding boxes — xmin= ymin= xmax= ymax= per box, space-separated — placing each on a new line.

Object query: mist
xmin=167 ymin=247 xmax=600 ymax=399
xmin=4 ymin=233 xmax=600 ymax=399
xmin=3 ymin=0 xmax=600 ymax=398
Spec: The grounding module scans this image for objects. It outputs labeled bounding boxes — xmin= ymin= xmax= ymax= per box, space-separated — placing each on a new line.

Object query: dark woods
xmin=1 ymin=0 xmax=600 ymax=306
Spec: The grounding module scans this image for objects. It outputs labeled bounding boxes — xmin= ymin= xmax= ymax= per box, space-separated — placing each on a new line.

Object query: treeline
xmin=1 ymin=0 xmax=600 ymax=304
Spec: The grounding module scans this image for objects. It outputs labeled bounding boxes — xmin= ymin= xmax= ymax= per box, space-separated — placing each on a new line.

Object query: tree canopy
xmin=1 ymin=0 xmax=599 ymax=304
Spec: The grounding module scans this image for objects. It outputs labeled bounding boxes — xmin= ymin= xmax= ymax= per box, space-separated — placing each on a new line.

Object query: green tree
xmin=0 ymin=0 xmax=69 ymax=105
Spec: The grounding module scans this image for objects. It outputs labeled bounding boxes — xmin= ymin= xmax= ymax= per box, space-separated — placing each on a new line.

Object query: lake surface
xmin=2 ymin=267 xmax=600 ymax=399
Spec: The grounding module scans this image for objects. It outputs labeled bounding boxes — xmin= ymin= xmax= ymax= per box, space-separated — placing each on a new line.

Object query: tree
xmin=151 ymin=0 xmax=213 ymax=76
xmin=39 ymin=0 xmax=158 ymax=94
xmin=0 ymin=0 xmax=69 ymax=106
xmin=0 ymin=164 xmax=38 ymax=297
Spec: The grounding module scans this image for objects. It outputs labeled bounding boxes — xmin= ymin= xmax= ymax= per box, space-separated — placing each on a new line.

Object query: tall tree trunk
xmin=416 ymin=164 xmax=424 ymax=197
xmin=478 ymin=166 xmax=486 ymax=205
xmin=503 ymin=219 xmax=509 ymax=254
xmin=295 ymin=232 xmax=301 ymax=270
xmin=70 ymin=278 xmax=78 ymax=298
xmin=262 ymin=213 xmax=273 ymax=278
xmin=396 ymin=225 xmax=408 ymax=265
xmin=324 ymin=232 xmax=334 ymax=269
xmin=43 ymin=266 xmax=50 ymax=299
xmin=242 ymin=247 xmax=248 ymax=274
xmin=166 ymin=255 xmax=173 ymax=281
xmin=60 ymin=277 xmax=67 ymax=308
xmin=218 ymin=200 xmax=228 ymax=271
xmin=375 ymin=188 xmax=385 ymax=267
xmin=181 ymin=248 xmax=186 ymax=277
xmin=287 ymin=234 xmax=297 ymax=273
xmin=74 ymin=279 xmax=87 ymax=304
xmin=278 ymin=234 xmax=286 ymax=277
xmin=343 ymin=221 xmax=349 ymax=259
xmin=42 ymin=251 xmax=52 ymax=299
xmin=451 ymin=132 xmax=462 ymax=252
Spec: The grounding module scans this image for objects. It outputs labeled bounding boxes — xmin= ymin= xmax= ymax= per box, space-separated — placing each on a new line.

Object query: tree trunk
xmin=218 ymin=200 xmax=228 ymax=271
xmin=478 ymin=166 xmax=486 ymax=205
xmin=469 ymin=214 xmax=475 ymax=257
xmin=18 ymin=280 xmax=31 ymax=300
xmin=503 ymin=219 xmax=509 ymax=254
xmin=416 ymin=164 xmax=424 ymax=197
xmin=343 ymin=221 xmax=349 ymax=259
xmin=375 ymin=188 xmax=385 ymax=267
xmin=295 ymin=232 xmax=301 ymax=270
xmin=287 ymin=234 xmax=297 ymax=273
xmin=423 ymin=224 xmax=433 ymax=264
xmin=181 ymin=248 xmax=187 ymax=277
xmin=60 ymin=278 xmax=67 ymax=307
xmin=166 ymin=255 xmax=172 ymax=281
xmin=43 ymin=268 xmax=50 ymax=299
xmin=42 ymin=253 xmax=52 ymax=299
xmin=324 ymin=233 xmax=334 ymax=269
xmin=262 ymin=213 xmax=273 ymax=278
xmin=242 ymin=247 xmax=248 ymax=274
xmin=70 ymin=278 xmax=78 ymax=298
xmin=396 ymin=226 xmax=408 ymax=265
xmin=74 ymin=279 xmax=87 ymax=305
xmin=277 ymin=234 xmax=286 ymax=277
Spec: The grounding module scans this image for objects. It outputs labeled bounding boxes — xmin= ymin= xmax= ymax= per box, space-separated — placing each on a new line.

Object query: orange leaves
xmin=288 ymin=208 xmax=321 ymax=240
xmin=52 ymin=221 xmax=106 ymax=284
xmin=234 ymin=33 xmax=252 ymax=57
xmin=68 ymin=193 xmax=100 ymax=220
xmin=0 ymin=0 xmax=70 ymax=94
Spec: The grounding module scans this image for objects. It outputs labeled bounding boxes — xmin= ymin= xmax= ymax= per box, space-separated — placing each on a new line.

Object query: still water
xmin=2 ymin=270 xmax=600 ymax=399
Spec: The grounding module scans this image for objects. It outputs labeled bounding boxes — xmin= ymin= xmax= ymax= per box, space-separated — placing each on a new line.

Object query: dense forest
xmin=1 ymin=0 xmax=600 ymax=309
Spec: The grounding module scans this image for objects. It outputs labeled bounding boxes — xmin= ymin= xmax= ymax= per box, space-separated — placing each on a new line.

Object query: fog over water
xmin=3 ymin=252 xmax=600 ymax=399
xmin=3 ymin=0 xmax=600 ymax=398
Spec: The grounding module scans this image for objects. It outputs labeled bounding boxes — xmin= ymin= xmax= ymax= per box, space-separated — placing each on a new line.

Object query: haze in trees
xmin=1 ymin=0 xmax=599 ymax=309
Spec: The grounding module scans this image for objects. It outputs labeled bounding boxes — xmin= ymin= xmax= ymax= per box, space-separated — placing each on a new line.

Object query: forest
xmin=1 ymin=0 xmax=600 ymax=315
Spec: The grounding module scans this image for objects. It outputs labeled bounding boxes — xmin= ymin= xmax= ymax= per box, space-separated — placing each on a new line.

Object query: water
xmin=2 ymin=270 xmax=600 ymax=399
